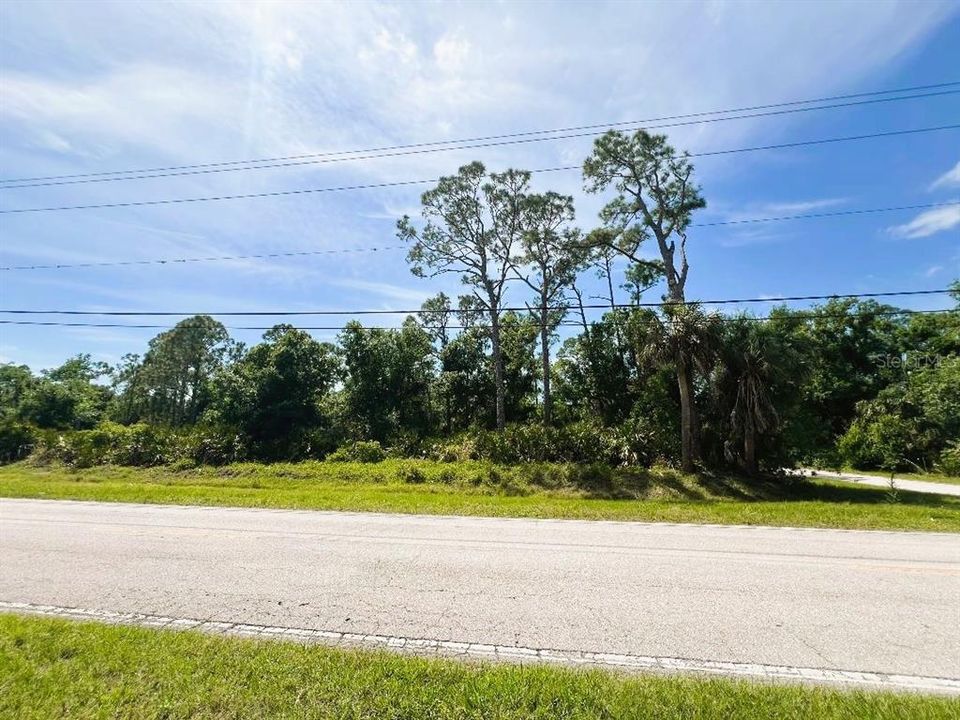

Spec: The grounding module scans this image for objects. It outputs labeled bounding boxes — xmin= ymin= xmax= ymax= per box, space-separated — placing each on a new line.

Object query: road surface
xmin=1 ymin=499 xmax=958 ymax=692
xmin=798 ymin=468 xmax=960 ymax=497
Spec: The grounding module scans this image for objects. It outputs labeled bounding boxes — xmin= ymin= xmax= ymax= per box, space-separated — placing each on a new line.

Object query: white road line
xmin=3 ymin=600 xmax=958 ymax=695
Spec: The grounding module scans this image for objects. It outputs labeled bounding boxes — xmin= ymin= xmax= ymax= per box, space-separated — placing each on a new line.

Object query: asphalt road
xmin=798 ymin=468 xmax=960 ymax=497
xmin=1 ymin=499 xmax=958 ymax=690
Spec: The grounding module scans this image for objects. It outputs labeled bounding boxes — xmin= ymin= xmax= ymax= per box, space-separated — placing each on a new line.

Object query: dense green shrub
xmin=468 ymin=421 xmax=652 ymax=466
xmin=938 ymin=441 xmax=960 ymax=477
xmin=0 ymin=421 xmax=37 ymax=464
xmin=423 ymin=436 xmax=479 ymax=463
xmin=837 ymin=356 xmax=959 ymax=472
xmin=30 ymin=423 xmax=245 ymax=468
xmin=326 ymin=440 xmax=387 ymax=463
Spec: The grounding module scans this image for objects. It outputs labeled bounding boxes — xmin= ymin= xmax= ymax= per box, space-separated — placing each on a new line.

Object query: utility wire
xmin=694 ymin=200 xmax=960 ymax=227
xmin=5 ymin=198 xmax=957 ymax=271
xmin=0 ymin=309 xmax=952 ymax=332
xmin=2 ymin=80 xmax=957 ymax=185
xmin=0 ymin=245 xmax=408 ymax=271
xmin=1 ymin=118 xmax=955 ymax=189
xmin=1 ymin=146 xmax=956 ymax=218
xmin=1 ymin=289 xmax=951 ymax=317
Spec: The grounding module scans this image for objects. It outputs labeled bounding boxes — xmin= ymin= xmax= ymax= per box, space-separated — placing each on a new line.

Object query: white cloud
xmin=434 ymin=33 xmax=470 ymax=74
xmin=930 ymin=160 xmax=960 ymax=191
xmin=0 ymin=65 xmax=247 ymax=161
xmin=360 ymin=28 xmax=419 ymax=68
xmin=1 ymin=0 xmax=957 ymax=365
xmin=925 ymin=264 xmax=943 ymax=277
xmin=713 ymin=197 xmax=847 ymax=221
xmin=753 ymin=198 xmax=847 ymax=215
xmin=327 ymin=277 xmax=431 ymax=305
xmin=889 ymin=204 xmax=960 ymax=239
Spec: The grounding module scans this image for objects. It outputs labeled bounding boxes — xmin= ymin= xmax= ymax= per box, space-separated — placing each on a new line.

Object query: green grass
xmin=2 ymin=460 xmax=959 ymax=531
xmin=1 ymin=615 xmax=954 ymax=719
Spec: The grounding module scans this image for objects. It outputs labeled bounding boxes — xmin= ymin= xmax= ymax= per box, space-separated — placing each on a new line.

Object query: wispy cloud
xmin=750 ymin=198 xmax=848 ymax=215
xmin=326 ymin=277 xmax=432 ymax=305
xmin=716 ymin=197 xmax=847 ymax=223
xmin=930 ymin=160 xmax=960 ymax=191
xmin=1 ymin=0 xmax=957 ymax=368
xmin=711 ymin=198 xmax=845 ymax=247
xmin=888 ymin=203 xmax=960 ymax=239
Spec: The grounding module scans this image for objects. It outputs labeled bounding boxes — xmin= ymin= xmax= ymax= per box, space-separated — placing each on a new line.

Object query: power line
xmin=694 ymin=200 xmax=959 ymax=227
xmin=0 ymin=245 xmax=408 ymax=271
xmin=1 ymin=115 xmax=955 ymax=189
xmin=1 ymin=129 xmax=956 ymax=220
xmin=3 ymin=81 xmax=957 ymax=186
xmin=0 ymin=308 xmax=952 ymax=333
xmin=1 ymin=289 xmax=951 ymax=317
xmin=5 ymin=198 xmax=957 ymax=272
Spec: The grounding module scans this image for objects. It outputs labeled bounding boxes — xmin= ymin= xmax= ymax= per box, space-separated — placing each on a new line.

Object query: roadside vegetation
xmin=2 ymin=460 xmax=957 ymax=531
xmin=2 ymin=132 xmax=957 ymax=495
xmin=1 ymin=615 xmax=954 ymax=720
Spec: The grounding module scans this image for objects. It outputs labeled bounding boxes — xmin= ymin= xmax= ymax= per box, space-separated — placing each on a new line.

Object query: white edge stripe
xmin=1 ymin=600 xmax=957 ymax=695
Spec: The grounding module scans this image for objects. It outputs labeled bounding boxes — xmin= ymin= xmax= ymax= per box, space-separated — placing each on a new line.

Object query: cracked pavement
xmin=1 ymin=498 xmax=958 ymax=682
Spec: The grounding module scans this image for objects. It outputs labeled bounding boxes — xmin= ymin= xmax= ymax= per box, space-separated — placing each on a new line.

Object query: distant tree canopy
xmin=112 ymin=315 xmax=239 ymax=426
xmin=2 ymin=135 xmax=956 ymax=476
xmin=206 ymin=325 xmax=340 ymax=458
xmin=4 ymin=298 xmax=955 ymax=474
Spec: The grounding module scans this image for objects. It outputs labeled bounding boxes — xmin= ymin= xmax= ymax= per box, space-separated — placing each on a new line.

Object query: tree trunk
xmin=677 ymin=358 xmax=695 ymax=473
xmin=489 ymin=308 xmax=506 ymax=431
xmin=744 ymin=417 xmax=757 ymax=476
xmin=540 ymin=296 xmax=551 ymax=426
xmin=666 ymin=283 xmax=701 ymax=470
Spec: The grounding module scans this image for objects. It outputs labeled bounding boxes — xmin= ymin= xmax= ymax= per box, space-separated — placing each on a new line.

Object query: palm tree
xmin=630 ymin=303 xmax=720 ymax=473
xmin=716 ymin=319 xmax=785 ymax=476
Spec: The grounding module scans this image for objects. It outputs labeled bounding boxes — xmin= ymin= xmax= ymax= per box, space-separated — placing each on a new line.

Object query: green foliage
xmin=469 ymin=421 xmax=653 ymax=466
xmin=111 ymin=316 xmax=236 ymax=426
xmin=32 ymin=422 xmax=246 ymax=468
xmin=707 ymin=317 xmax=803 ymax=474
xmin=398 ymin=162 xmax=536 ymax=430
xmin=208 ymin=325 xmax=340 ymax=460
xmin=338 ymin=320 xmax=434 ymax=442
xmin=437 ymin=328 xmax=494 ymax=430
xmin=938 ymin=441 xmax=960 ymax=477
xmin=837 ymin=356 xmax=959 ymax=472
xmin=0 ymin=421 xmax=37 ymax=463
xmin=773 ymin=300 xmax=907 ymax=452
xmin=327 ymin=440 xmax=388 ymax=463
xmin=13 ymin=355 xmax=113 ymax=430
xmin=0 ymin=364 xmax=34 ymax=420
xmin=583 ymin=130 xmax=704 ymax=302
xmin=554 ymin=313 xmax=636 ymax=424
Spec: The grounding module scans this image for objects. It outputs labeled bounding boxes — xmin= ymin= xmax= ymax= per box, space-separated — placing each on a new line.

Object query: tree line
xmin=2 ymin=130 xmax=958 ymax=475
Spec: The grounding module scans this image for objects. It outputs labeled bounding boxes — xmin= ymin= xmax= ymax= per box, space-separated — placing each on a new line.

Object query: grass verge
xmin=1 ymin=460 xmax=958 ymax=531
xmin=1 ymin=614 xmax=954 ymax=720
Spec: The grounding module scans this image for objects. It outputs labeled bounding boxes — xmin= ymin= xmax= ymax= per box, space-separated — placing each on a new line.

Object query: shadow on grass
xmin=553 ymin=465 xmax=960 ymax=508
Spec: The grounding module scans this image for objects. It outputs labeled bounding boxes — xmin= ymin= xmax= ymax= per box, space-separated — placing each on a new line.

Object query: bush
xmin=30 ymin=423 xmax=245 ymax=468
xmin=468 ymin=422 xmax=653 ymax=467
xmin=0 ymin=421 xmax=37 ymax=464
xmin=938 ymin=441 xmax=960 ymax=477
xmin=180 ymin=427 xmax=247 ymax=466
xmin=326 ymin=440 xmax=387 ymax=463
xmin=423 ymin=436 xmax=479 ymax=463
xmin=398 ymin=466 xmax=427 ymax=484
xmin=837 ymin=357 xmax=959 ymax=473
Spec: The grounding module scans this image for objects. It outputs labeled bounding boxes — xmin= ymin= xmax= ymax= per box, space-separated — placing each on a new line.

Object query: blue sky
xmin=1 ymin=1 xmax=958 ymax=371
